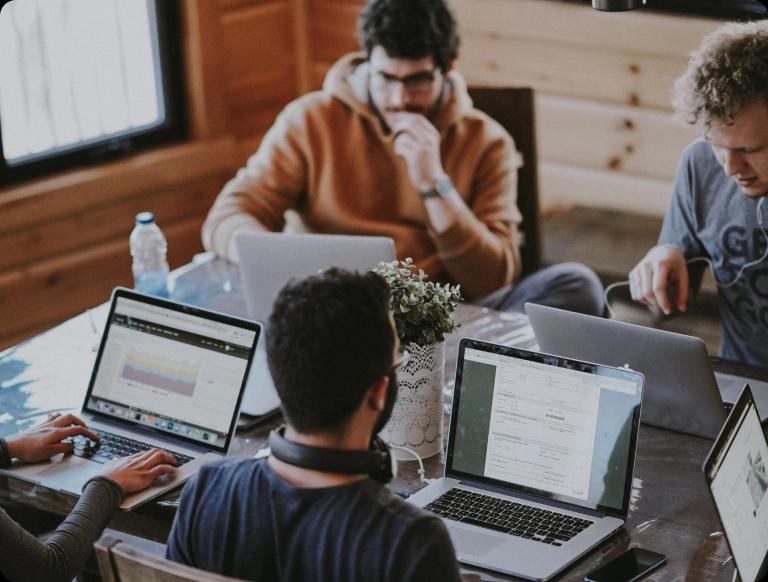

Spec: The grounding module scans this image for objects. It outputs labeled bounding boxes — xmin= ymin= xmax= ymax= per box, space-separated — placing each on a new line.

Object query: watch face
xmin=435 ymin=176 xmax=453 ymax=197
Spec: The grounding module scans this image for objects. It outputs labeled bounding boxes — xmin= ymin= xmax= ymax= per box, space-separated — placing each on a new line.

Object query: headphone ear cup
xmin=370 ymin=436 xmax=395 ymax=483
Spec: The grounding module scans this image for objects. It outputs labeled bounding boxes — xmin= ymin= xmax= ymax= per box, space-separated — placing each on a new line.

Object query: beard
xmin=373 ymin=370 xmax=398 ymax=436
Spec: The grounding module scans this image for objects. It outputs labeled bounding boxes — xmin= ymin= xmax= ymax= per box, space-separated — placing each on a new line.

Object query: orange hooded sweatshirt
xmin=202 ymin=53 xmax=523 ymax=299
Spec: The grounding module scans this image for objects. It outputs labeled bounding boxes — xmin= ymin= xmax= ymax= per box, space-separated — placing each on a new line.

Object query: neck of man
xmin=268 ymin=420 xmax=374 ymax=488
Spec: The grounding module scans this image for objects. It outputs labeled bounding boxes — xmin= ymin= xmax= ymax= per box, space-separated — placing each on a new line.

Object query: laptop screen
xmin=85 ymin=292 xmax=259 ymax=453
xmin=706 ymin=388 xmax=768 ymax=582
xmin=447 ymin=340 xmax=643 ymax=517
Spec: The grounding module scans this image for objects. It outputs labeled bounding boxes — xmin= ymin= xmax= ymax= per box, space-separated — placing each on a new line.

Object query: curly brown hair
xmin=673 ymin=20 xmax=768 ymax=126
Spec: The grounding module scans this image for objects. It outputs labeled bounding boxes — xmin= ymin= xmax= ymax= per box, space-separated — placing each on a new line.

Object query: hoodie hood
xmin=322 ymin=52 xmax=474 ymax=136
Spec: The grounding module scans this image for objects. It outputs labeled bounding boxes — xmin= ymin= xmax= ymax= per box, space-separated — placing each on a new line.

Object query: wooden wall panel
xmin=536 ymin=94 xmax=698 ymax=180
xmin=0 ymin=217 xmax=206 ymax=350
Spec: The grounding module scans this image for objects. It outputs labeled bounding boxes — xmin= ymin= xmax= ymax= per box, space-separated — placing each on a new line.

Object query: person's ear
xmin=366 ymin=375 xmax=389 ymax=412
xmin=444 ymin=60 xmax=456 ymax=73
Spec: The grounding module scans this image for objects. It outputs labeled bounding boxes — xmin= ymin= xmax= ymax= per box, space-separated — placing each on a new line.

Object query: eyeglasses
xmin=391 ymin=350 xmax=411 ymax=371
xmin=372 ymin=69 xmax=439 ymax=95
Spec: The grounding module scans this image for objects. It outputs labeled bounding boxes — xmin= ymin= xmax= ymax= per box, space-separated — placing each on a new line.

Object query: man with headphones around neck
xmin=166 ymin=268 xmax=462 ymax=581
xmin=629 ymin=20 xmax=768 ymax=366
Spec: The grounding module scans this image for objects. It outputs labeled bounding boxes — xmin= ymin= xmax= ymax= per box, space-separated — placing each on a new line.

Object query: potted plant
xmin=374 ymin=258 xmax=461 ymax=460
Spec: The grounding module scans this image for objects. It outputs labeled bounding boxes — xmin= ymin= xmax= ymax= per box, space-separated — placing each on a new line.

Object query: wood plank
xmin=182 ymin=0 xmax=231 ymax=139
xmin=453 ymin=0 xmax=720 ymax=59
xmin=308 ymin=0 xmax=361 ymax=63
xmin=0 ymin=175 xmax=226 ymax=273
xmin=0 ymin=218 xmax=205 ymax=343
xmin=460 ymin=33 xmax=690 ymax=111
xmin=536 ymin=94 xmax=698 ymax=180
xmin=0 ymin=138 xmax=236 ymax=231
xmin=218 ymin=0 xmax=286 ymax=11
xmin=292 ymin=0 xmax=312 ymax=93
xmin=539 ymin=161 xmax=673 ymax=216
xmin=220 ymin=3 xmax=295 ymax=84
xmin=227 ymin=68 xmax=298 ymax=138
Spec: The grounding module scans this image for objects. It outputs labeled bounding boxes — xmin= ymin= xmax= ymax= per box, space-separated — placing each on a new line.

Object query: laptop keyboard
xmin=69 ymin=429 xmax=193 ymax=466
xmin=425 ymin=488 xmax=593 ymax=546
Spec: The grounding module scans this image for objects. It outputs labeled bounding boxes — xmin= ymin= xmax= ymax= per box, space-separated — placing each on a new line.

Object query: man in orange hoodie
xmin=203 ymin=0 xmax=604 ymax=315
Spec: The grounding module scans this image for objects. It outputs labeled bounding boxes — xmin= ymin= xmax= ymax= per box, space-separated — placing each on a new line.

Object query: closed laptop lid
xmin=83 ymin=288 xmax=260 ymax=454
xmin=235 ymin=232 xmax=396 ymax=321
xmin=704 ymin=385 xmax=768 ymax=582
xmin=447 ymin=338 xmax=644 ymax=520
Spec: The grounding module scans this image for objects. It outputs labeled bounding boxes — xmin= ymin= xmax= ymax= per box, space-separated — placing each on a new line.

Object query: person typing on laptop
xmin=0 ymin=412 xmax=176 ymax=582
xmin=629 ymin=21 xmax=768 ymax=365
xmin=201 ymin=0 xmax=604 ymax=317
xmin=166 ymin=268 xmax=462 ymax=581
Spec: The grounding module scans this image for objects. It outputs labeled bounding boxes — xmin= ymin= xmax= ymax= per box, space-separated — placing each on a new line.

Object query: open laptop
xmin=235 ymin=232 xmax=395 ymax=417
xmin=0 ymin=288 xmax=259 ymax=509
xmin=526 ymin=303 xmax=739 ymax=439
xmin=704 ymin=384 xmax=768 ymax=582
xmin=409 ymin=338 xmax=644 ymax=581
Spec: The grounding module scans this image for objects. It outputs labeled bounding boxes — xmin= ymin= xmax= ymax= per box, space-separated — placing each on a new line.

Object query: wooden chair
xmin=468 ymin=87 xmax=542 ymax=277
xmin=94 ymin=531 xmax=246 ymax=582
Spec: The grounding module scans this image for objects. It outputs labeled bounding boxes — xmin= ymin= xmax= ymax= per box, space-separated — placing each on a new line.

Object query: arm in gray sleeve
xmin=0 ymin=476 xmax=123 ymax=582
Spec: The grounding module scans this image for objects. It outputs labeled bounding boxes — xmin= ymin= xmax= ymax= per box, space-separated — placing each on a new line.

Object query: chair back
xmin=95 ymin=532 xmax=246 ymax=582
xmin=468 ymin=87 xmax=542 ymax=276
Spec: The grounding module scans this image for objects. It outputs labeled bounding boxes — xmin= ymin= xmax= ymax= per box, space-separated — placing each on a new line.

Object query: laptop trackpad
xmin=449 ymin=526 xmax=506 ymax=557
xmin=38 ymin=457 xmax=101 ymax=493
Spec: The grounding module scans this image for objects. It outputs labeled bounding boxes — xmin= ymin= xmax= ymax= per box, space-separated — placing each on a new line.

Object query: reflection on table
xmin=0 ymin=255 xmax=734 ymax=580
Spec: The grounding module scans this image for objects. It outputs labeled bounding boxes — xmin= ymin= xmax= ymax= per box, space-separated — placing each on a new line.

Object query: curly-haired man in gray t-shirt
xmin=629 ymin=20 xmax=768 ymax=365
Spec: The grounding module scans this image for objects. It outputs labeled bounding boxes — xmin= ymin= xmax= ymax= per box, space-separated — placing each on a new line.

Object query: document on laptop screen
xmin=451 ymin=348 xmax=642 ymax=511
xmin=709 ymin=402 xmax=768 ymax=582
xmin=87 ymin=297 xmax=256 ymax=448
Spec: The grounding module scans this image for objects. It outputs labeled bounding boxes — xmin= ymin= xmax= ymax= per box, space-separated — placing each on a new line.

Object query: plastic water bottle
xmin=130 ymin=212 xmax=169 ymax=297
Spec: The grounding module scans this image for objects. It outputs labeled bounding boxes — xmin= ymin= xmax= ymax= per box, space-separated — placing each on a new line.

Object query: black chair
xmin=468 ymin=87 xmax=542 ymax=277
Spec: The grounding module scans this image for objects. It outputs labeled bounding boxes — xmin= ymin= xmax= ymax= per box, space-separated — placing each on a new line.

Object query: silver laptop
xmin=409 ymin=338 xmax=644 ymax=581
xmin=235 ymin=232 xmax=395 ymax=416
xmin=526 ymin=303 xmax=740 ymax=439
xmin=704 ymin=384 xmax=768 ymax=582
xmin=0 ymin=288 xmax=259 ymax=509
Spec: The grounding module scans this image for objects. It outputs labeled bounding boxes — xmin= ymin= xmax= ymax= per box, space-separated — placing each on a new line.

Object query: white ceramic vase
xmin=380 ymin=341 xmax=445 ymax=461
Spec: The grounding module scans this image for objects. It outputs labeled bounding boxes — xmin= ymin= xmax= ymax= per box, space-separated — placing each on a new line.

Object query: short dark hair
xmin=357 ymin=0 xmax=460 ymax=72
xmin=267 ymin=268 xmax=394 ymax=434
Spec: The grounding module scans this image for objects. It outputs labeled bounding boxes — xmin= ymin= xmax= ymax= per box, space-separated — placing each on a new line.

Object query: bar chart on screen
xmin=120 ymin=350 xmax=199 ymax=398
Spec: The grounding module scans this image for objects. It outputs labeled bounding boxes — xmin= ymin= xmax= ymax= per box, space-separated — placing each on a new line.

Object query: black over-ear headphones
xmin=268 ymin=426 xmax=394 ymax=484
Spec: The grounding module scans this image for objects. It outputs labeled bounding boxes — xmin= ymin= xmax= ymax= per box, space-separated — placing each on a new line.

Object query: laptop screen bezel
xmin=703 ymin=384 xmax=768 ymax=582
xmin=445 ymin=337 xmax=643 ymax=520
xmin=81 ymin=287 xmax=260 ymax=454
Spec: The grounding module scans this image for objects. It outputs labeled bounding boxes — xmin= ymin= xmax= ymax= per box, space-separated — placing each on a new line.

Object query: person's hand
xmin=390 ymin=113 xmax=446 ymax=192
xmin=5 ymin=413 xmax=100 ymax=463
xmin=629 ymin=245 xmax=689 ymax=315
xmin=101 ymin=449 xmax=177 ymax=495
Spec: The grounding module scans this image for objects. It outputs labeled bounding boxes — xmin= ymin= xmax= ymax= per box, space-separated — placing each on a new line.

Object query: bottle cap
xmin=136 ymin=212 xmax=155 ymax=225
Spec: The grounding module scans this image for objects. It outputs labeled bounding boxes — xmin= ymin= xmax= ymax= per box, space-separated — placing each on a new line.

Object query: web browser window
xmin=87 ymin=297 xmax=255 ymax=449
xmin=451 ymin=348 xmax=642 ymax=511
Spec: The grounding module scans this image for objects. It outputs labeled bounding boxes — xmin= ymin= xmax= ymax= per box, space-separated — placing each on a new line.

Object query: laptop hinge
xmin=458 ymin=477 xmax=609 ymax=519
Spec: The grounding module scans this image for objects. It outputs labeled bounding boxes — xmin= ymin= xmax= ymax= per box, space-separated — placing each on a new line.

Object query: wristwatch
xmin=420 ymin=176 xmax=454 ymax=200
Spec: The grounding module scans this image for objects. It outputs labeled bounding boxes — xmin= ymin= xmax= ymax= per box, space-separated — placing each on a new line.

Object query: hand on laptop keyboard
xmin=69 ymin=429 xmax=193 ymax=466
xmin=99 ymin=448 xmax=179 ymax=494
xmin=4 ymin=413 xmax=101 ymax=463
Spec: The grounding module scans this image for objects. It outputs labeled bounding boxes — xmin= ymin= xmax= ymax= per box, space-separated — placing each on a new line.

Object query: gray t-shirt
xmin=659 ymin=139 xmax=768 ymax=364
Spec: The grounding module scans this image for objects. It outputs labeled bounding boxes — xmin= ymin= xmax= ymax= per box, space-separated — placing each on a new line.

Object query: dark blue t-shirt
xmin=166 ymin=457 xmax=461 ymax=582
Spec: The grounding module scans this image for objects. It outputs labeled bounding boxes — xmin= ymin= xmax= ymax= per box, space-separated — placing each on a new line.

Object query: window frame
xmin=0 ymin=0 xmax=187 ymax=186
